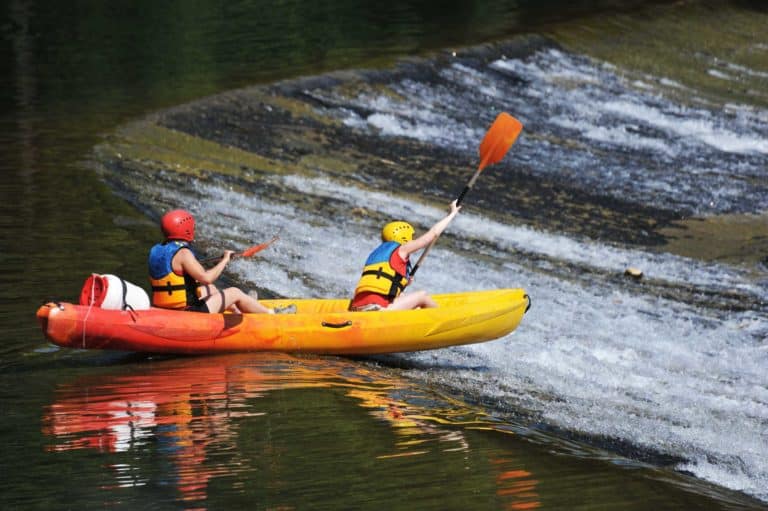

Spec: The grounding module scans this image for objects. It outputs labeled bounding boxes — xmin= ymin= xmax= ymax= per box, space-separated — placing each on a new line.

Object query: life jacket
xmin=353 ymin=241 xmax=411 ymax=301
xmin=148 ymin=241 xmax=201 ymax=309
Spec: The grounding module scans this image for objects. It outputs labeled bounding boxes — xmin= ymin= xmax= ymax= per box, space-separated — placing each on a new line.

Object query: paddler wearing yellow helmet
xmin=349 ymin=200 xmax=461 ymax=311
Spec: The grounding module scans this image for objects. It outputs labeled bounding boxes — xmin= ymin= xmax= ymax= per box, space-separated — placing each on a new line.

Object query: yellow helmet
xmin=381 ymin=221 xmax=414 ymax=244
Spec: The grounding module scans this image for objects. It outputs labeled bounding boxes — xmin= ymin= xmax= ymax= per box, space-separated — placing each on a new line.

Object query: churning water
xmin=94 ymin=8 xmax=768 ymax=505
xmin=100 ymin=34 xmax=768 ymax=499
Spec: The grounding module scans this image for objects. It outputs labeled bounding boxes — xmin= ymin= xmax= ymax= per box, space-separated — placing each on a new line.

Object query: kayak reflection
xmin=42 ymin=354 xmax=540 ymax=509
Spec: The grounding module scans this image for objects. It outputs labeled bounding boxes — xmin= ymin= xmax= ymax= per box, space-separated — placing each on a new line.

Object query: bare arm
xmin=398 ymin=200 xmax=461 ymax=259
xmin=172 ymin=248 xmax=233 ymax=285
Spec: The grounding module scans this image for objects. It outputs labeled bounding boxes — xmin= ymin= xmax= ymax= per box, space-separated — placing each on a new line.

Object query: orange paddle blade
xmin=240 ymin=235 xmax=279 ymax=258
xmin=478 ymin=112 xmax=523 ymax=171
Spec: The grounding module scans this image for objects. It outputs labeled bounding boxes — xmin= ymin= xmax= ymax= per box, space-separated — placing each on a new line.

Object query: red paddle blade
xmin=478 ymin=112 xmax=523 ymax=171
xmin=240 ymin=235 xmax=279 ymax=258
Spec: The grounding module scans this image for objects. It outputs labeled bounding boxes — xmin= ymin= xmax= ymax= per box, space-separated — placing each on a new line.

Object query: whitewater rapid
xmin=114 ymin=40 xmax=768 ymax=502
xmin=169 ymin=172 xmax=766 ymax=502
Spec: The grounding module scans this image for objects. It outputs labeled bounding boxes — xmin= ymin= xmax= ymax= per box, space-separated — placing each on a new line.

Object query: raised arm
xmin=398 ymin=200 xmax=461 ymax=259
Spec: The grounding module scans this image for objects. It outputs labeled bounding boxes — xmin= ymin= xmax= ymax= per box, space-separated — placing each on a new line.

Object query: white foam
xmin=275 ymin=175 xmax=760 ymax=297
xmin=408 ymin=277 xmax=768 ymax=503
xmin=659 ymin=77 xmax=688 ymax=90
xmin=490 ymin=49 xmax=768 ymax=159
xmin=721 ymin=60 xmax=768 ymax=79
xmin=162 ymin=43 xmax=768 ymax=501
xmin=172 ymin=174 xmax=768 ymax=503
xmin=707 ymin=68 xmax=735 ymax=81
xmin=600 ymin=99 xmax=768 ymax=154
xmin=318 ymin=45 xmax=768 ymax=218
xmin=367 ymin=112 xmax=447 ymax=142
xmin=552 ymin=115 xmax=675 ymax=156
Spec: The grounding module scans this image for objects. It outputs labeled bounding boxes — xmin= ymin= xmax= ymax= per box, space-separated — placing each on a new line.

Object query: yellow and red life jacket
xmin=353 ymin=241 xmax=411 ymax=301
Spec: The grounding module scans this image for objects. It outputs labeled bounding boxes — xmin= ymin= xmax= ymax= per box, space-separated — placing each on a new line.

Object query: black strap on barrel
xmin=119 ymin=277 xmax=137 ymax=316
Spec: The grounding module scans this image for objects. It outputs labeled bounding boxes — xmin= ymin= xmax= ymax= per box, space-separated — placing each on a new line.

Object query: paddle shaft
xmin=201 ymin=252 xmax=243 ymax=264
xmin=409 ymin=113 xmax=522 ymax=279
xmin=200 ymin=235 xmax=279 ymax=264
xmin=409 ymin=172 xmax=477 ymax=278
xmin=455 ymin=167 xmax=483 ymax=206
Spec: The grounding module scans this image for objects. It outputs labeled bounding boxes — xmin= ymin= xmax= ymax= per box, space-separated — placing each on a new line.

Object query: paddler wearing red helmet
xmin=148 ymin=209 xmax=285 ymax=314
xmin=349 ymin=200 xmax=461 ymax=311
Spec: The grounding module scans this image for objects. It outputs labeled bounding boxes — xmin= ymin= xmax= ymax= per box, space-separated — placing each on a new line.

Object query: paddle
xmin=201 ymin=233 xmax=280 ymax=264
xmin=409 ymin=112 xmax=523 ymax=279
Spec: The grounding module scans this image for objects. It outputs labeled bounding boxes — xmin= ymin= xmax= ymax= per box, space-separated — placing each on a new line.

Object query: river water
xmin=2 ymin=0 xmax=767 ymax=509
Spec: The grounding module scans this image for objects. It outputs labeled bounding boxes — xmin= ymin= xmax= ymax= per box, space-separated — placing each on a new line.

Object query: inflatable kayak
xmin=37 ymin=288 xmax=530 ymax=355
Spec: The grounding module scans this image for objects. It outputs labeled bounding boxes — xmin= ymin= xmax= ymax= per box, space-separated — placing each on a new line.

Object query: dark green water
xmin=2 ymin=1 xmax=766 ymax=509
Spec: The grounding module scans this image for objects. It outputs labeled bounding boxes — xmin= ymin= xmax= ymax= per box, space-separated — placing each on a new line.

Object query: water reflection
xmin=42 ymin=353 xmax=541 ymax=510
xmin=44 ymin=356 xmax=270 ymax=504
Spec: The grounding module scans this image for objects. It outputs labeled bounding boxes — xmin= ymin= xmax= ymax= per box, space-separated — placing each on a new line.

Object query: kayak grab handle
xmin=524 ymin=294 xmax=531 ymax=313
xmin=322 ymin=320 xmax=352 ymax=329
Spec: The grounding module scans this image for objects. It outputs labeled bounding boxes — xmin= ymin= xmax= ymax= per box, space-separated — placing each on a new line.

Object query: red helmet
xmin=161 ymin=209 xmax=195 ymax=241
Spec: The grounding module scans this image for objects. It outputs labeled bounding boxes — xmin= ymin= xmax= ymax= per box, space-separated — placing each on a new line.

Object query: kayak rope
xmin=82 ymin=273 xmax=97 ymax=348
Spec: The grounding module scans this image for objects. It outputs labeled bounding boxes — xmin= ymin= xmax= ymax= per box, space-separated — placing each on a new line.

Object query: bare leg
xmin=203 ymin=286 xmax=272 ymax=314
xmin=386 ymin=290 xmax=437 ymax=311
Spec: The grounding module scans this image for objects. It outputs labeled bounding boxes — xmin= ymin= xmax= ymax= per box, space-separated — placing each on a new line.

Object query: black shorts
xmin=185 ymin=300 xmax=210 ymax=313
xmin=185 ymin=285 xmax=225 ymax=313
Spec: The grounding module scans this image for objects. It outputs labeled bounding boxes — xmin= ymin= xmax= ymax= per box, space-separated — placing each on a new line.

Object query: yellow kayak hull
xmin=37 ymin=288 xmax=530 ymax=355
